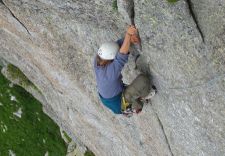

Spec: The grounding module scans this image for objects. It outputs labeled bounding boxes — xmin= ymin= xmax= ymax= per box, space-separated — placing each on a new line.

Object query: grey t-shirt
xmin=94 ymin=52 xmax=129 ymax=98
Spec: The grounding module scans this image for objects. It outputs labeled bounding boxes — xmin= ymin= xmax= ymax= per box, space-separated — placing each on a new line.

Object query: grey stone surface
xmin=0 ymin=0 xmax=224 ymax=155
xmin=190 ymin=0 xmax=225 ymax=74
xmin=134 ymin=0 xmax=225 ymax=155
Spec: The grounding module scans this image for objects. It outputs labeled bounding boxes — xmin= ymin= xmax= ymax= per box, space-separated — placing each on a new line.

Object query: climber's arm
xmin=119 ymin=25 xmax=137 ymax=54
xmin=105 ymin=26 xmax=138 ymax=79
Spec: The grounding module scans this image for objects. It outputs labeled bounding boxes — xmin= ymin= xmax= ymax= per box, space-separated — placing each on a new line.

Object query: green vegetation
xmin=62 ymin=130 xmax=72 ymax=143
xmin=0 ymin=66 xmax=67 ymax=156
xmin=112 ymin=0 xmax=118 ymax=11
xmin=6 ymin=64 xmax=40 ymax=92
xmin=84 ymin=149 xmax=95 ymax=156
xmin=167 ymin=0 xmax=179 ymax=3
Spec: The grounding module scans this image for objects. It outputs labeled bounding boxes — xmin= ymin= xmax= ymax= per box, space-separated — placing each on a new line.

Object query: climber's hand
xmin=126 ymin=25 xmax=137 ymax=36
xmin=131 ymin=34 xmax=140 ymax=44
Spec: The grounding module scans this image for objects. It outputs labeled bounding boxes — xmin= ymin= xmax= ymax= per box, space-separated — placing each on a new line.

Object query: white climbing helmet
xmin=97 ymin=42 xmax=119 ymax=60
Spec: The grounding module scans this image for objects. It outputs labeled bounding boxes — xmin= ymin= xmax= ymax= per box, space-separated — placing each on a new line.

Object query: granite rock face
xmin=0 ymin=0 xmax=224 ymax=155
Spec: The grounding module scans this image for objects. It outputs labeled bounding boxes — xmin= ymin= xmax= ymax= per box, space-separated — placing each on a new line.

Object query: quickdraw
xmin=121 ymin=94 xmax=134 ymax=117
xmin=121 ymin=93 xmax=129 ymax=111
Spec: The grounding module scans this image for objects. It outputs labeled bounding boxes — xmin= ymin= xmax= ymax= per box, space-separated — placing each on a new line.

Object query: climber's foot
xmin=131 ymin=99 xmax=143 ymax=114
xmin=141 ymin=86 xmax=157 ymax=103
xmin=122 ymin=109 xmax=133 ymax=118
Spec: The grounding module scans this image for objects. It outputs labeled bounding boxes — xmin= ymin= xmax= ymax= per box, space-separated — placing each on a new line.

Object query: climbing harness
xmin=121 ymin=93 xmax=129 ymax=111
xmin=121 ymin=93 xmax=143 ymax=117
xmin=121 ymin=93 xmax=133 ymax=117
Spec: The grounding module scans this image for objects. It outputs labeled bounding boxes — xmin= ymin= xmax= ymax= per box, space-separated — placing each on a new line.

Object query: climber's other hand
xmin=131 ymin=34 xmax=140 ymax=44
xmin=126 ymin=25 xmax=137 ymax=36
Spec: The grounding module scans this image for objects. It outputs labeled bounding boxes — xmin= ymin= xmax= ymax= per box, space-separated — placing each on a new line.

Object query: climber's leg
xmin=133 ymin=55 xmax=157 ymax=103
xmin=99 ymin=93 xmax=122 ymax=114
xmin=123 ymin=74 xmax=151 ymax=112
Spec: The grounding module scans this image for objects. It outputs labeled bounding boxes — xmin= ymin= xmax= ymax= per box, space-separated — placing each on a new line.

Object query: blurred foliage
xmin=0 ymin=65 xmax=67 ymax=156
xmin=112 ymin=0 xmax=118 ymax=11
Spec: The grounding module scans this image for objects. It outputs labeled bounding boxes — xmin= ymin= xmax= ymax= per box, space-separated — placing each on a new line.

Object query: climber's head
xmin=96 ymin=55 xmax=113 ymax=66
xmin=97 ymin=42 xmax=119 ymax=66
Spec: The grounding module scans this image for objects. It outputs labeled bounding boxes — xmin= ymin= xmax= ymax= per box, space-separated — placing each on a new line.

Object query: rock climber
xmin=94 ymin=25 xmax=155 ymax=115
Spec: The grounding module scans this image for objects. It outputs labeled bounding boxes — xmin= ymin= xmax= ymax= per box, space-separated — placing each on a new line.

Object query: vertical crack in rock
xmin=117 ymin=0 xmax=135 ymax=25
xmin=117 ymin=0 xmax=141 ymax=61
xmin=155 ymin=112 xmax=174 ymax=156
xmin=119 ymin=1 xmax=175 ymax=155
xmin=129 ymin=0 xmax=135 ymax=25
xmin=186 ymin=0 xmax=204 ymax=43
xmin=1 ymin=0 xmax=31 ymax=35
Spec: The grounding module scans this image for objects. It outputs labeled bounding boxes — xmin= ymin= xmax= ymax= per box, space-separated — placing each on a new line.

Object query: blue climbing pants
xmin=99 ymin=92 xmax=122 ymax=114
